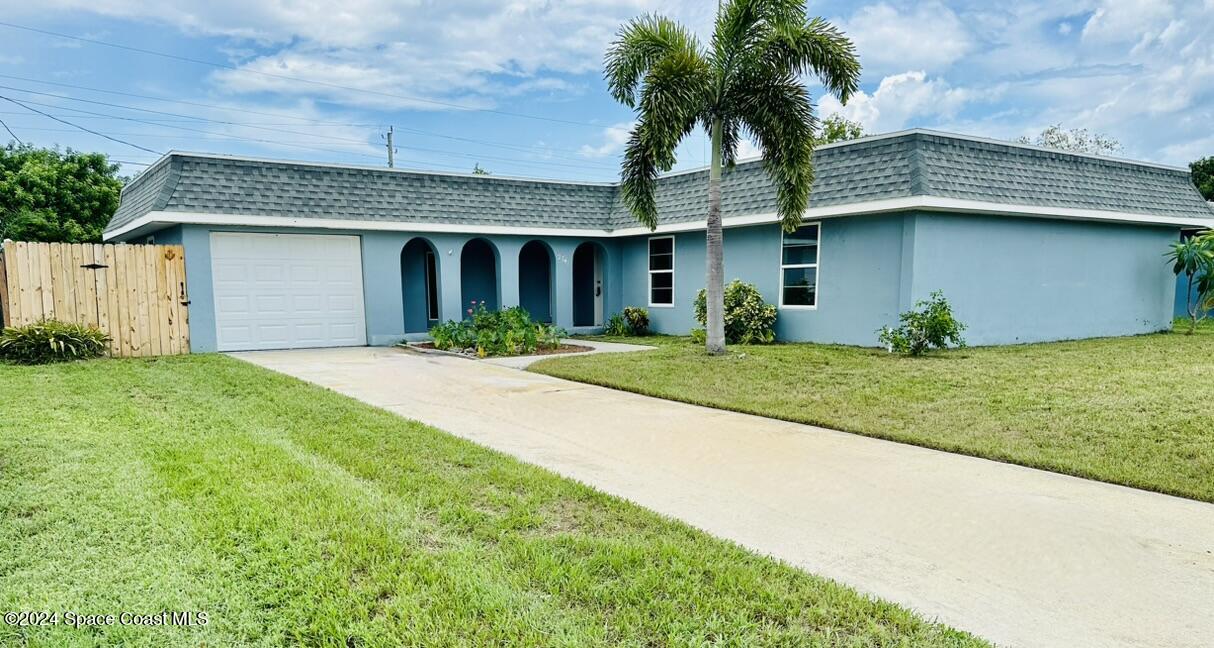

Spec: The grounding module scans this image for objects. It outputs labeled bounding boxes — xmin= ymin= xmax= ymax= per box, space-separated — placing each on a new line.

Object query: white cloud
xmin=38 ymin=0 xmax=712 ymax=111
xmin=579 ymin=122 xmax=634 ymax=159
xmin=820 ymin=71 xmax=978 ymax=134
xmin=837 ymin=2 xmax=975 ymax=78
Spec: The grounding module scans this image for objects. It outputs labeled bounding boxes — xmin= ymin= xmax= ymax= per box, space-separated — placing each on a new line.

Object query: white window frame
xmin=779 ymin=222 xmax=821 ymax=310
xmin=647 ymin=235 xmax=675 ymax=308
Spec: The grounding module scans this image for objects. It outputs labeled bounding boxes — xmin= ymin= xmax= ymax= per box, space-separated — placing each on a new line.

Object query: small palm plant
xmin=605 ymin=0 xmax=860 ymax=354
xmin=1167 ymin=232 xmax=1214 ymax=333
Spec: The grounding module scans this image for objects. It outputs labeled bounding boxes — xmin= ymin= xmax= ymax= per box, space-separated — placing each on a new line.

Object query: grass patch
xmin=0 ymin=355 xmax=983 ymax=647
xmin=532 ymin=320 xmax=1214 ymax=502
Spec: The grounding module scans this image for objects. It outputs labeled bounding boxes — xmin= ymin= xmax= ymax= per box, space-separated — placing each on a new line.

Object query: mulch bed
xmin=409 ymin=343 xmax=593 ymax=357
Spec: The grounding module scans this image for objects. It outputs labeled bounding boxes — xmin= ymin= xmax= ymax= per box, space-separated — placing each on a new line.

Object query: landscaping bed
xmin=0 ymin=355 xmax=982 ymax=646
xmin=532 ymin=320 xmax=1214 ymax=503
xmin=408 ymin=341 xmax=593 ymax=357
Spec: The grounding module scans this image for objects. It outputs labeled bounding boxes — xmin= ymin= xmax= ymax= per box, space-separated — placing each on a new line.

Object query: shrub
xmin=622 ymin=307 xmax=650 ymax=335
xmin=0 ymin=320 xmax=110 ymax=364
xmin=602 ymin=307 xmax=650 ymax=337
xmin=603 ymin=313 xmax=631 ymax=337
xmin=429 ymin=302 xmax=565 ymax=357
xmin=694 ymin=280 xmax=778 ymax=344
xmin=878 ymin=291 xmax=967 ymax=356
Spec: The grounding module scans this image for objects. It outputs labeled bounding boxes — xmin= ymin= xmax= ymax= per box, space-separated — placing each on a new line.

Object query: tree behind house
xmin=1016 ymin=124 xmax=1122 ymax=156
xmin=1190 ymin=156 xmax=1213 ymax=201
xmin=0 ymin=144 xmax=123 ymax=243
xmin=818 ymin=114 xmax=864 ymax=144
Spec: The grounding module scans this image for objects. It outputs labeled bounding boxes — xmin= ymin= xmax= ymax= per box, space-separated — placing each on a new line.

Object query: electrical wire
xmin=0 ymin=115 xmax=21 ymax=145
xmin=0 ymin=88 xmax=623 ymax=172
xmin=0 ymin=94 xmax=161 ymax=155
xmin=0 ymin=21 xmax=603 ymax=128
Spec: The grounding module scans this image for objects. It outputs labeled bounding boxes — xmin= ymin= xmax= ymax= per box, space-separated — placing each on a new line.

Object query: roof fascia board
xmin=104 ymin=198 xmax=1206 ymax=242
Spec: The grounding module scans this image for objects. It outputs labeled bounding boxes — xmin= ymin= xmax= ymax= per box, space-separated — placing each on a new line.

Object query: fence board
xmin=0 ymin=241 xmax=190 ymax=357
xmin=18 ymin=244 xmax=38 ymax=323
xmin=0 ymin=245 xmax=9 ymax=327
xmin=116 ymin=245 xmax=134 ymax=356
xmin=38 ymin=243 xmax=54 ymax=317
xmin=103 ymin=244 xmax=122 ymax=356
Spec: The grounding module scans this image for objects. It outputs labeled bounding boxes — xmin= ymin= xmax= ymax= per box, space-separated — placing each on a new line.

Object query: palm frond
xmin=731 ymin=73 xmax=817 ymax=230
xmin=605 ymin=14 xmax=703 ymax=107
xmin=763 ymin=17 xmax=862 ymax=102
xmin=619 ymin=50 xmax=711 ymax=229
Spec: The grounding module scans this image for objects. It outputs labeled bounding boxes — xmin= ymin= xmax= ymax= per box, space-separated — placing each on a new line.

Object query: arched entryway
xmin=572 ymin=242 xmax=604 ymax=327
xmin=518 ymin=240 xmax=553 ymax=323
xmin=401 ymin=237 xmax=440 ymax=333
xmin=461 ymin=238 xmax=499 ymax=313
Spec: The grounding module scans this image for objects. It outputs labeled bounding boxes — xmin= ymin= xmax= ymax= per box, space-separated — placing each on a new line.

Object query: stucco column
xmin=550 ymin=240 xmax=577 ymax=329
xmin=360 ymin=232 xmax=406 ymax=345
xmin=430 ymin=234 xmax=466 ymax=322
xmin=495 ymin=238 xmax=523 ymax=309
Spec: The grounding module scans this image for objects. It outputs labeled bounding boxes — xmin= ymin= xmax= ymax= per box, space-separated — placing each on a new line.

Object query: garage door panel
xmin=211 ymin=233 xmax=367 ymax=351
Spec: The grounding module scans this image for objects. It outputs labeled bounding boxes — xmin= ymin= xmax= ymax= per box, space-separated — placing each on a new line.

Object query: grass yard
xmin=0 ymin=355 xmax=983 ymax=647
xmin=532 ymin=320 xmax=1214 ymax=503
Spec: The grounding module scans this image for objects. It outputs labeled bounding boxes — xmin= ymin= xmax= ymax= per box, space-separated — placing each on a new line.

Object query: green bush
xmin=429 ymin=302 xmax=566 ymax=357
xmin=603 ymin=313 xmax=631 ymax=337
xmin=694 ymin=280 xmax=778 ymax=344
xmin=0 ymin=320 xmax=110 ymax=364
xmin=622 ymin=307 xmax=650 ymax=335
xmin=602 ymin=307 xmax=650 ymax=337
xmin=878 ymin=291 xmax=967 ymax=356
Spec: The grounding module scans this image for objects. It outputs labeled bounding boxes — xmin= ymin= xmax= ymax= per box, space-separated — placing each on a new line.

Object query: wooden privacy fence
xmin=0 ymin=241 xmax=190 ymax=357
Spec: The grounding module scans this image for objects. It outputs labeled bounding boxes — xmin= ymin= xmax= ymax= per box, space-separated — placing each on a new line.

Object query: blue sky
xmin=0 ymin=1 xmax=1211 ymax=181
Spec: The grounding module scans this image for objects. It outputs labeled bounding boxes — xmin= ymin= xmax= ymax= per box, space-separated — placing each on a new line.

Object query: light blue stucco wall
xmin=619 ymin=217 xmax=906 ymax=345
xmin=162 ymin=224 xmax=622 ymax=352
xmin=1175 ymin=272 xmax=1211 ymax=318
xmin=141 ymin=212 xmax=1179 ymax=352
xmin=906 ymin=213 xmax=1177 ymax=345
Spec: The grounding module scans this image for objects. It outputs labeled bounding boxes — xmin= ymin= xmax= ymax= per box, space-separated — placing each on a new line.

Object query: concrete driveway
xmin=233 ymin=346 xmax=1214 ymax=648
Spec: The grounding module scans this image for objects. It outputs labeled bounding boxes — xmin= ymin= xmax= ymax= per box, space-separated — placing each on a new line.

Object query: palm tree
xmin=605 ymin=0 xmax=860 ymax=354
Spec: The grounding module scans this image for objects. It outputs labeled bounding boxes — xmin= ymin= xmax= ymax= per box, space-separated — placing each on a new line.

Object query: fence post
xmin=0 ymin=240 xmax=10 ymax=328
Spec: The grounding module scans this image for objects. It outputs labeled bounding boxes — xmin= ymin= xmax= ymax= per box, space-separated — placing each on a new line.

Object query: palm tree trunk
xmin=705 ymin=119 xmax=726 ymax=355
xmin=1188 ymin=272 xmax=1198 ymax=334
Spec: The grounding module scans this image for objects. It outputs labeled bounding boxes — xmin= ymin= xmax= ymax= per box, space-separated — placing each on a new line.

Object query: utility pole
xmin=385 ymin=126 xmax=395 ymax=168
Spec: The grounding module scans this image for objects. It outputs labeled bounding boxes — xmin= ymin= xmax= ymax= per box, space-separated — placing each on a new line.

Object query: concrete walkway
xmin=233 ymin=346 xmax=1214 ymax=648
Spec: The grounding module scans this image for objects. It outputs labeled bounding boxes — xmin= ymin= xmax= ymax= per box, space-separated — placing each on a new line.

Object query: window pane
xmin=649 ymin=253 xmax=673 ymax=271
xmin=783 ymin=286 xmax=815 ymax=306
xmin=649 ymin=237 xmax=673 ymax=255
xmin=782 ymin=225 xmax=819 ymax=264
xmin=782 ymin=244 xmax=817 ymax=265
xmin=784 ymin=224 xmax=819 ymax=246
xmin=782 ymin=267 xmax=817 ymax=306
xmin=650 ymin=271 xmax=672 ymax=289
xmin=651 ymin=288 xmax=673 ymax=305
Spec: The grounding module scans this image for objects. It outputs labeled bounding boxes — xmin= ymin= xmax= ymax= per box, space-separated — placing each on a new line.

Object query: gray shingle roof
xmin=107 ymin=130 xmax=1213 ymax=235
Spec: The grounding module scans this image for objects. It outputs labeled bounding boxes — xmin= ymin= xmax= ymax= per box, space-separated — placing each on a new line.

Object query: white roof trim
xmin=103 ymin=197 xmax=1207 ymax=242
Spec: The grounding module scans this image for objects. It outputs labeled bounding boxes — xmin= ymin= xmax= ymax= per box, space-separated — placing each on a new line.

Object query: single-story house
xmin=103 ymin=129 xmax=1214 ymax=353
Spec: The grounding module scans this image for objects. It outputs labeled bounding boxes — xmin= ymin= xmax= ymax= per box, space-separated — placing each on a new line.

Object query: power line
xmin=0 ymin=73 xmax=388 ymax=128
xmin=0 ymin=85 xmax=621 ymax=171
xmin=0 ymin=20 xmax=603 ymax=128
xmin=0 ymin=84 xmax=375 ymax=145
xmin=0 ymin=94 xmax=161 ymax=155
xmin=0 ymin=115 xmax=21 ymax=145
xmin=0 ymin=78 xmax=621 ymax=165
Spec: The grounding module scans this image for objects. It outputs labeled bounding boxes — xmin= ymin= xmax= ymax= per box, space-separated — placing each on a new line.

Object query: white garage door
xmin=210 ymin=232 xmax=367 ymax=351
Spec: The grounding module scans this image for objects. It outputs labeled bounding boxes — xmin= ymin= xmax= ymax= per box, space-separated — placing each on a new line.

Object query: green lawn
xmin=532 ymin=320 xmax=1214 ymax=503
xmin=0 ymin=355 xmax=982 ymax=647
